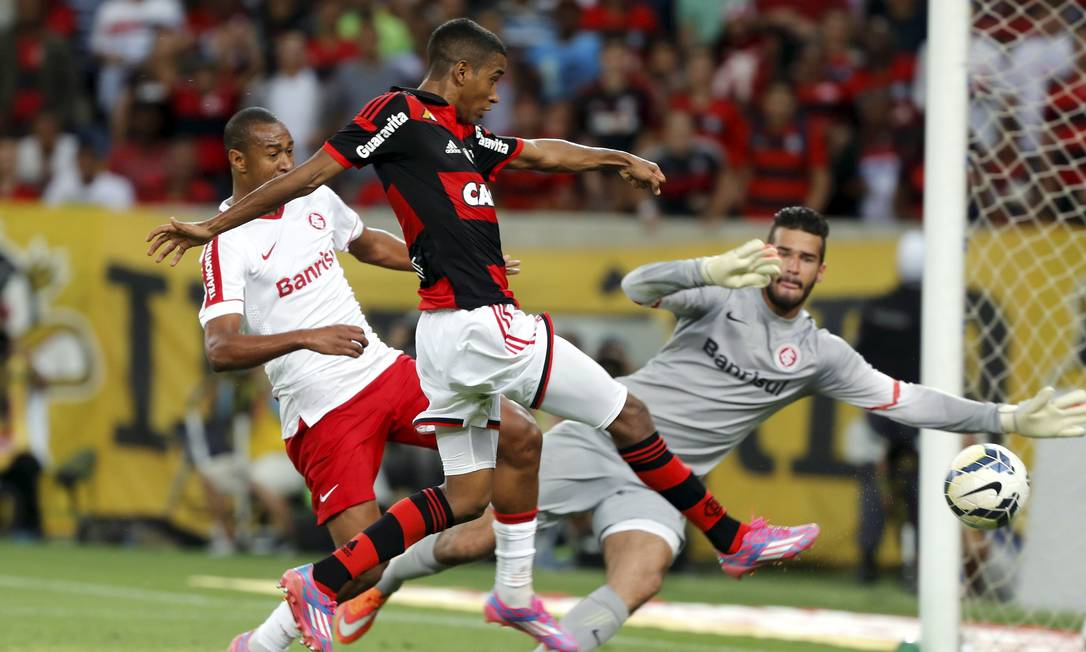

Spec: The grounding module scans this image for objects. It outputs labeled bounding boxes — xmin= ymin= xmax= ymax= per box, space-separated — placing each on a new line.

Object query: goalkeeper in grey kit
xmin=338 ymin=206 xmax=1086 ymax=652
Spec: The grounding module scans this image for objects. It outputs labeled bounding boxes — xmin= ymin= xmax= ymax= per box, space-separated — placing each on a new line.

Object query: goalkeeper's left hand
xmin=998 ymin=386 xmax=1086 ymax=438
xmin=698 ymin=239 xmax=782 ymax=289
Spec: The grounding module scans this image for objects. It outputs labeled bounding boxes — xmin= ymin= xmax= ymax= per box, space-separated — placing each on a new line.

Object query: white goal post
xmin=922 ymin=1 xmax=1086 ymax=650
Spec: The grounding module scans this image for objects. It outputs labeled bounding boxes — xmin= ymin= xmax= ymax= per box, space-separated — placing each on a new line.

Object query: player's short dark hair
xmin=768 ymin=206 xmax=830 ymax=261
xmin=426 ymin=18 xmax=507 ymax=77
xmin=223 ymin=107 xmax=281 ymax=154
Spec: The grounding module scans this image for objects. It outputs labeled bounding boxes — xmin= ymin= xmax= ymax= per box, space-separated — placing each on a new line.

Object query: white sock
xmin=493 ymin=518 xmax=537 ymax=608
xmin=248 ymin=601 xmax=299 ymax=652
xmin=376 ymin=533 xmax=447 ymax=597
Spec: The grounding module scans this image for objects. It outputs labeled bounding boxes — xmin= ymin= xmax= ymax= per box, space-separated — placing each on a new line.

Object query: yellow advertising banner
xmin=6 ymin=202 xmax=1015 ymax=567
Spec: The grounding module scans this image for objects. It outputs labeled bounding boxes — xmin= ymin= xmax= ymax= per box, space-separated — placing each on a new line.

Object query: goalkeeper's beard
xmin=765 ymin=276 xmax=815 ymax=314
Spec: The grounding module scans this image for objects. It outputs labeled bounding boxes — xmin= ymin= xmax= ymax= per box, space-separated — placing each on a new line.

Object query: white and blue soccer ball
xmin=944 ymin=444 xmax=1030 ymax=530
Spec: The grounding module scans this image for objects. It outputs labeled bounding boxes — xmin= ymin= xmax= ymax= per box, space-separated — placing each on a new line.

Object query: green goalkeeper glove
xmin=998 ymin=386 xmax=1086 ymax=438
xmin=698 ymin=239 xmax=782 ymax=289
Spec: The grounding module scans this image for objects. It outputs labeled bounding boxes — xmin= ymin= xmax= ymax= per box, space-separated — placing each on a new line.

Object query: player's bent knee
xmin=607 ymin=393 xmax=653 ymax=446
xmin=497 ymin=418 xmax=542 ymax=469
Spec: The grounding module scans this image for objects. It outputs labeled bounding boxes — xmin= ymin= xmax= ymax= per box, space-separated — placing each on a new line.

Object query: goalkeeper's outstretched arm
xmin=816 ymin=333 xmax=1086 ymax=439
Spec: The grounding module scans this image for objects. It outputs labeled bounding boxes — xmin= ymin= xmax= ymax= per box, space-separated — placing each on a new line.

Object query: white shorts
xmin=414 ymin=304 xmax=628 ymax=475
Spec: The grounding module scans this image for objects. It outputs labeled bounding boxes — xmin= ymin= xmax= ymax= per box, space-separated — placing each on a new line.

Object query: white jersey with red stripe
xmin=197 ymin=185 xmax=400 ymax=439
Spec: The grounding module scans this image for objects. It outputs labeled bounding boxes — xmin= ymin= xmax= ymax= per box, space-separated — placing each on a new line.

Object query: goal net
xmin=961 ymin=1 xmax=1086 ymax=649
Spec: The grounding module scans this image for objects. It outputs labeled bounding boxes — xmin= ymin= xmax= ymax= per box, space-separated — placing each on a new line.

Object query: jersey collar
xmin=392 ymin=86 xmax=475 ymax=140
xmin=219 ymin=197 xmax=285 ymax=220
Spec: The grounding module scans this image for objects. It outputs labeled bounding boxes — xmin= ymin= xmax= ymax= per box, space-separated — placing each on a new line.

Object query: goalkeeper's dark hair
xmin=768 ymin=206 xmax=830 ymax=261
xmin=224 ymin=107 xmax=281 ymax=154
xmin=427 ymin=18 xmax=507 ymax=77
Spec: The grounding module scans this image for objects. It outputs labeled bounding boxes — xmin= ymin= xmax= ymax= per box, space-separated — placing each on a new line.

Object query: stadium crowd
xmin=0 ymin=0 xmax=939 ymax=222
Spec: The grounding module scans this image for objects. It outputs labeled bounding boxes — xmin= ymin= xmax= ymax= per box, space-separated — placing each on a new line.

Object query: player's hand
xmin=303 ymin=325 xmax=368 ymax=357
xmin=504 ymin=254 xmax=521 ymax=276
xmin=999 ymin=386 xmax=1086 ymax=438
xmin=146 ymin=218 xmax=216 ymax=266
xmin=698 ymin=239 xmax=782 ymax=289
xmin=618 ymin=154 xmax=666 ymax=196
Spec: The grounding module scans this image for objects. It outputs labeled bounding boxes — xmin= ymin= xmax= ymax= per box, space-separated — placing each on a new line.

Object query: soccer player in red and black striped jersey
xmin=147 ymin=18 xmax=810 ymax=652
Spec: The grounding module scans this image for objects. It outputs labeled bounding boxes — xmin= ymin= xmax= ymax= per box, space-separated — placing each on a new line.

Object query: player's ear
xmin=228 ymin=148 xmax=246 ymax=173
xmin=815 ymin=262 xmax=826 ymax=284
xmin=452 ymin=60 xmax=471 ymax=85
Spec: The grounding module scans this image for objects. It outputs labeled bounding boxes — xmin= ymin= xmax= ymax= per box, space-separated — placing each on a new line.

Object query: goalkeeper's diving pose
xmin=335 ymin=206 xmax=1086 ymax=652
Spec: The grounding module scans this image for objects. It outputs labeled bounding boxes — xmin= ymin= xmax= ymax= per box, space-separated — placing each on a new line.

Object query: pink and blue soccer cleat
xmin=717 ymin=517 xmax=820 ymax=579
xmin=484 ymin=592 xmax=578 ymax=652
xmin=227 ymin=630 xmax=253 ymax=651
xmin=278 ymin=564 xmax=336 ymax=652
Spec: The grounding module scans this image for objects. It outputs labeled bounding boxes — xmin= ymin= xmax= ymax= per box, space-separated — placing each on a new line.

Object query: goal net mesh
xmin=962 ymin=1 xmax=1086 ymax=649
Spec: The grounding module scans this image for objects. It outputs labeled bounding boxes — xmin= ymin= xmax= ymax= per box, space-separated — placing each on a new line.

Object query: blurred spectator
xmin=757 ymin=0 xmax=851 ymax=38
xmin=307 ymin=1 xmax=358 ymax=79
xmin=159 ymin=139 xmax=217 ymax=204
xmin=524 ymin=0 xmax=601 ymax=103
xmin=868 ymin=0 xmax=926 ymax=55
xmin=710 ymin=7 xmax=769 ymax=104
xmin=90 ymin=0 xmax=184 ymax=115
xmin=493 ymin=97 xmax=576 ymax=210
xmin=252 ymin=31 xmax=321 ymax=160
xmin=579 ymin=0 xmax=659 ymax=50
xmin=854 ymin=90 xmax=903 ymax=223
xmin=0 ymin=0 xmax=83 ymax=133
xmin=205 ymin=14 xmax=265 ymax=88
xmin=0 ymin=138 xmax=39 ymax=200
xmin=170 ymin=59 xmax=239 ymax=186
xmin=595 ymin=337 xmax=632 ymax=378
xmin=640 ymin=111 xmax=729 ymax=220
xmin=852 ymin=230 xmax=923 ymax=588
xmin=15 ymin=112 xmax=78 ymax=192
xmin=670 ymin=48 xmax=750 ymax=169
xmin=575 ymin=38 xmax=655 ymax=154
xmin=740 ymin=81 xmax=829 ymax=217
xmin=676 ymin=0 xmax=749 ymax=47
xmin=44 ymin=140 xmax=135 ymax=210
xmin=326 ymin=21 xmax=406 ymax=132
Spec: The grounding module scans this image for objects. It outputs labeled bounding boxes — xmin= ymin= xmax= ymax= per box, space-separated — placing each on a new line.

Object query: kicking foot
xmin=717 ymin=518 xmax=820 ymax=579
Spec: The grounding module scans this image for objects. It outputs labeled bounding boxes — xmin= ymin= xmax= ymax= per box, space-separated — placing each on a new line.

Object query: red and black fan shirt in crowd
xmin=323 ymin=87 xmax=524 ymax=311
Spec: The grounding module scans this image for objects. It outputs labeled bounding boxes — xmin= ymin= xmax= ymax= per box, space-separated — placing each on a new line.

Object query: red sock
xmin=311 ymin=486 xmax=453 ymax=598
xmin=619 ymin=433 xmax=746 ymax=554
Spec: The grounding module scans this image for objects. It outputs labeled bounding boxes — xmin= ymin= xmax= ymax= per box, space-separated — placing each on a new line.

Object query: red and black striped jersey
xmin=323 ymin=87 xmax=524 ymax=311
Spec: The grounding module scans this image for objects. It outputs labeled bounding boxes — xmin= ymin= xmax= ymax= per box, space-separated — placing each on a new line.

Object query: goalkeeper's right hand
xmin=998 ymin=386 xmax=1086 ymax=438
xmin=698 ymin=239 xmax=782 ymax=289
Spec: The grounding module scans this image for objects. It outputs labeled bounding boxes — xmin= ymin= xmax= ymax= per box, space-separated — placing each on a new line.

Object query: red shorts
xmin=285 ymin=355 xmax=436 ymax=525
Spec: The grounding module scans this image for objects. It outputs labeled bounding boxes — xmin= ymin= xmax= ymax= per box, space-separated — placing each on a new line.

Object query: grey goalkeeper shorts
xmin=537 ymin=420 xmax=686 ymax=556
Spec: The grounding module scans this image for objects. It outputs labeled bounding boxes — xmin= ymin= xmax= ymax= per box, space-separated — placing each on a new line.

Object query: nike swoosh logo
xmin=319 ymin=485 xmax=339 ymax=502
xmin=961 ymin=481 xmax=1002 ymax=497
xmin=261 ymin=243 xmax=276 ymax=260
xmin=725 ymin=311 xmax=745 ymax=324
xmin=337 ymin=611 xmax=375 ymax=638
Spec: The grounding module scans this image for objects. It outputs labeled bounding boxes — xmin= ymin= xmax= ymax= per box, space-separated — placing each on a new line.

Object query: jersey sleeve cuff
xmin=199 ymin=299 xmax=244 ymax=327
xmin=322 ymin=141 xmax=353 ymax=169
xmin=487 ymin=138 xmax=525 ymax=181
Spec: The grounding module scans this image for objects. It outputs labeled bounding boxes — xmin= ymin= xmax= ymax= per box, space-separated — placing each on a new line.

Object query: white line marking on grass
xmin=189 ymin=575 xmax=1083 ymax=652
xmin=0 ymin=575 xmax=272 ymax=609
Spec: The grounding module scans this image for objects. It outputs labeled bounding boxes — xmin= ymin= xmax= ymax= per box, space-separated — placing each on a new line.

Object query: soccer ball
xmin=944 ymin=444 xmax=1030 ymax=530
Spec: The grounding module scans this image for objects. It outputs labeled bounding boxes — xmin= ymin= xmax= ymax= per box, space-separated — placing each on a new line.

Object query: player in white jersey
xmin=192 ymin=108 xmax=539 ymax=652
xmin=343 ymin=206 xmax=1086 ymax=652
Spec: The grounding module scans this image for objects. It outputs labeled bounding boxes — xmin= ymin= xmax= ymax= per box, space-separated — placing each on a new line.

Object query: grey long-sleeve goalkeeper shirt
xmin=613 ymin=259 xmax=1002 ymax=477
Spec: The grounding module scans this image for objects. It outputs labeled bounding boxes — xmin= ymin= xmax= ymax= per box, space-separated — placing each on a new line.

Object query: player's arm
xmin=347 ymin=227 xmax=413 ymax=272
xmin=509 ymin=139 xmax=666 ymax=195
xmin=815 ymin=333 xmax=1086 ymax=438
xmin=147 ymin=150 xmax=346 ymax=266
xmin=622 ymin=240 xmax=781 ymax=316
xmin=203 ymin=314 xmax=367 ymax=372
